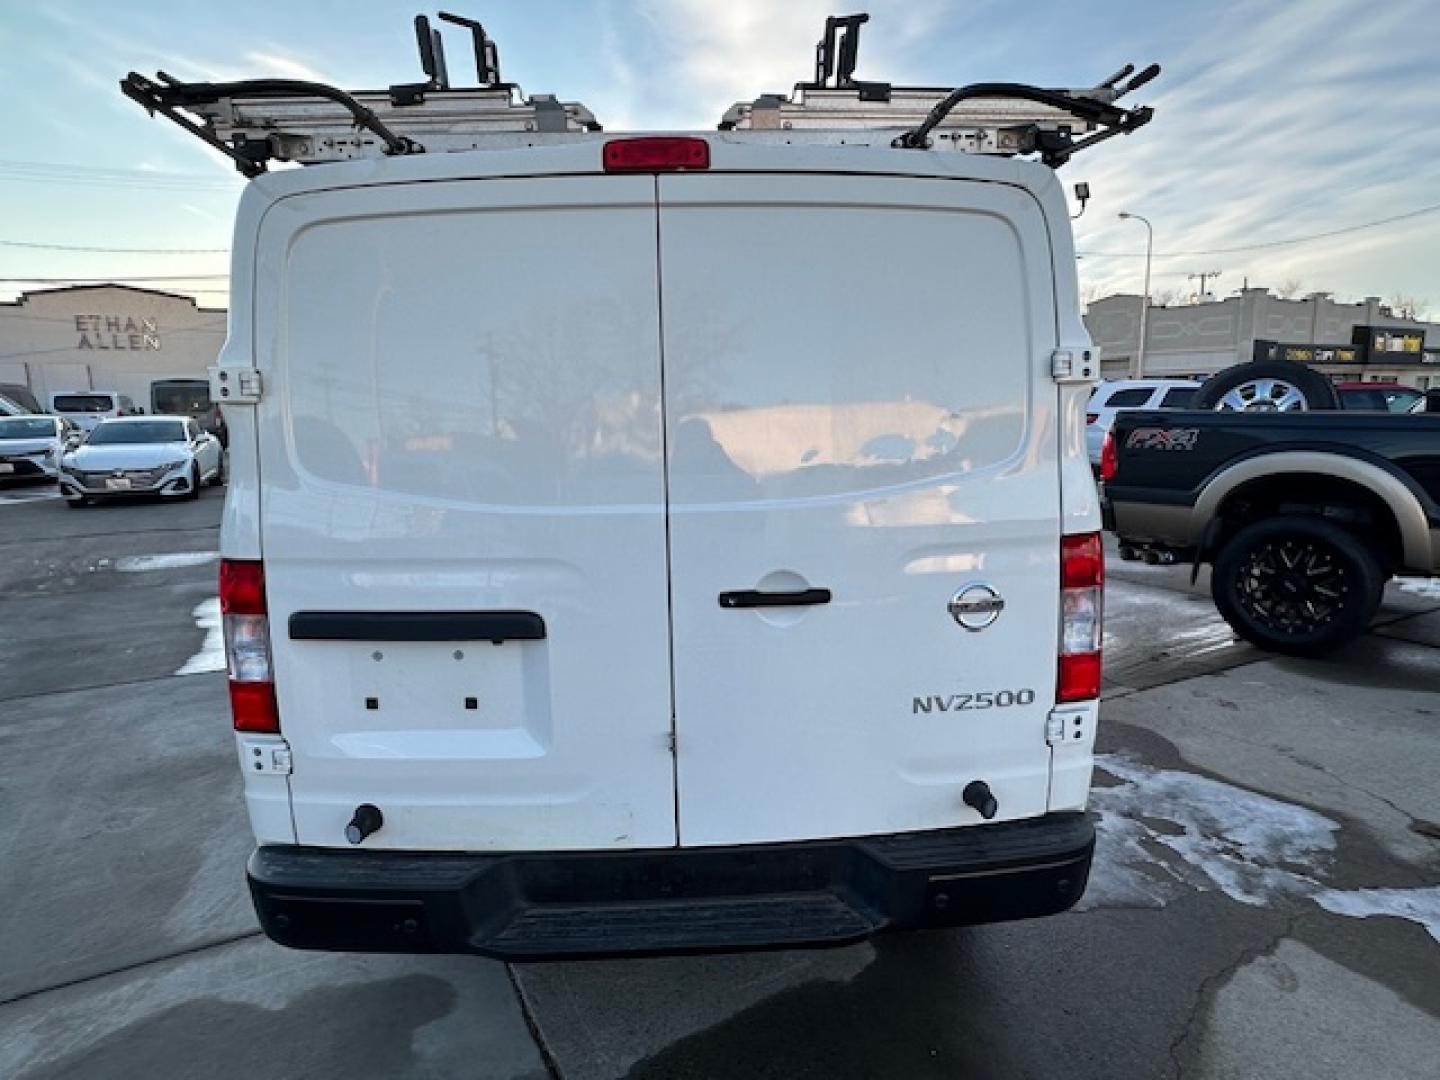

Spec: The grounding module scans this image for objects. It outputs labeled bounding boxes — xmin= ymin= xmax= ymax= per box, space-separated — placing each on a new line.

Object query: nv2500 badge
xmin=913 ymin=689 xmax=1038 ymax=714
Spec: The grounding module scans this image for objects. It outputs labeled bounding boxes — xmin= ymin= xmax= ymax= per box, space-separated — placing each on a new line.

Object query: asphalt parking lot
xmin=2 ymin=484 xmax=1438 ymax=1079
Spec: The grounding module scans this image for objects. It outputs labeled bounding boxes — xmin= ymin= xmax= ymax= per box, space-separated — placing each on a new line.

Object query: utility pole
xmin=1188 ymin=270 xmax=1223 ymax=303
xmin=1118 ymin=211 xmax=1153 ymax=377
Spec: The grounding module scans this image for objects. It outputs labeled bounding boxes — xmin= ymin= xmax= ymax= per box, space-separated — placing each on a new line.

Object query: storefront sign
xmin=76 ymin=315 xmax=160 ymax=351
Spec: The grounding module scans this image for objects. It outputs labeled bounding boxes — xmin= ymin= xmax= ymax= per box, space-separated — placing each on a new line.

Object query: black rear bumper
xmin=248 ymin=813 xmax=1094 ymax=961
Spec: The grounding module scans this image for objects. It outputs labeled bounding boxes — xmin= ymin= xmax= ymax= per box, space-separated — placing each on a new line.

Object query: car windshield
xmin=152 ymin=383 xmax=212 ymax=414
xmin=86 ymin=421 xmax=187 ymax=445
xmin=52 ymin=394 xmax=115 ymax=413
xmin=0 ymin=417 xmax=57 ymax=439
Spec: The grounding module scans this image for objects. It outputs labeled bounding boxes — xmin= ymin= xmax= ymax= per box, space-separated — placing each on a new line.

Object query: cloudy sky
xmin=2 ymin=0 xmax=1437 ymax=311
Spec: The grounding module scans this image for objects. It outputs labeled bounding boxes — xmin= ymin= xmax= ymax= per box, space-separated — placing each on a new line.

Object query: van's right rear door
xmin=254 ymin=176 xmax=677 ymax=852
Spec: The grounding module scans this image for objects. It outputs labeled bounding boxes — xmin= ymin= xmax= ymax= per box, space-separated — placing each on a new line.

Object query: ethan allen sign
xmin=75 ymin=315 xmax=160 ymax=351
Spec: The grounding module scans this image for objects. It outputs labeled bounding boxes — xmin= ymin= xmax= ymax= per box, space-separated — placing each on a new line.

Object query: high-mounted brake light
xmin=220 ymin=558 xmax=279 ymax=733
xmin=1100 ymin=429 xmax=1118 ymax=483
xmin=1058 ymin=533 xmax=1103 ymax=702
xmin=1086 ymin=413 xmax=1099 ymax=425
xmin=603 ymin=137 xmax=710 ymax=173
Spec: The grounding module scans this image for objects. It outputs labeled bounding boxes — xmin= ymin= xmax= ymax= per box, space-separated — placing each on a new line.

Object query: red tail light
xmin=603 ymin=137 xmax=710 ymax=173
xmin=1100 ymin=430 xmax=1118 ymax=483
xmin=1058 ymin=533 xmax=1103 ymax=702
xmin=219 ymin=558 xmax=279 ymax=732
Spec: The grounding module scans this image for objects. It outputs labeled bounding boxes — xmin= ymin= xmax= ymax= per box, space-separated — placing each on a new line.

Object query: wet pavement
xmin=2 ymin=494 xmax=1437 ymax=1078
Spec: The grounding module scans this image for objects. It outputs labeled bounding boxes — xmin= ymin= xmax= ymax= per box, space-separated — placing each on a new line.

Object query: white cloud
xmin=597 ymin=0 xmax=948 ymax=130
xmin=1072 ymin=0 xmax=1440 ymax=305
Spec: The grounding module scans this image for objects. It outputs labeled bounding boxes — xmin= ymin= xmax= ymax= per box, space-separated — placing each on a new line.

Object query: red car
xmin=1333 ymin=381 xmax=1424 ymax=412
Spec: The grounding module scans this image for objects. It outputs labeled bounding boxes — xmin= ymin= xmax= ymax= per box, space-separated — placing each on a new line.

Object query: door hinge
xmin=239 ymin=736 xmax=292 ymax=774
xmin=1051 ymin=346 xmax=1100 ymax=383
xmin=667 ymin=731 xmax=677 ymax=754
xmin=211 ymin=365 xmax=262 ymax=404
xmin=1045 ymin=704 xmax=1095 ymax=748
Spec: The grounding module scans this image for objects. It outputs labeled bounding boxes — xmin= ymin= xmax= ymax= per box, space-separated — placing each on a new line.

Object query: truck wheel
xmin=1212 ymin=517 xmax=1382 ymax=656
xmin=1192 ymin=361 xmax=1339 ymax=412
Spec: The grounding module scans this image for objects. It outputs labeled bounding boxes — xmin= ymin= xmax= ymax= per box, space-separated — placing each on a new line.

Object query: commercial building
xmin=1084 ymin=289 xmax=1440 ymax=387
xmin=0 ymin=285 xmax=226 ymax=409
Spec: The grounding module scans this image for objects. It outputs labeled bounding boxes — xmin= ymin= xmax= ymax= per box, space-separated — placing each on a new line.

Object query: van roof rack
xmin=120 ymin=10 xmax=1157 ymax=177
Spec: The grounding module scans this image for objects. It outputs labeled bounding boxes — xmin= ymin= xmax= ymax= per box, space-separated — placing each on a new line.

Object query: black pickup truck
xmin=1103 ymin=410 xmax=1440 ymax=655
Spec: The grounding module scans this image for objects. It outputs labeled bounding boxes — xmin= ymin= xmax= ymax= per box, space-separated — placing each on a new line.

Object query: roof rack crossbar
xmin=121 ymin=73 xmax=416 ymax=176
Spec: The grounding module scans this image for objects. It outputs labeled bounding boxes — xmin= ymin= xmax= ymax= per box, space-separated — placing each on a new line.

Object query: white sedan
xmin=59 ymin=415 xmax=224 ymax=507
xmin=0 ymin=414 xmax=75 ymax=482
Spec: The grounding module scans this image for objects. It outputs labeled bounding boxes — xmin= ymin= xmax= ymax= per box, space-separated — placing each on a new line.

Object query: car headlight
xmin=160 ymin=459 xmax=188 ymax=471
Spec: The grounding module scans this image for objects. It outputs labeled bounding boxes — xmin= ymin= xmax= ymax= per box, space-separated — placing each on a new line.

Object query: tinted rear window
xmin=152 ymin=383 xmax=213 ymax=415
xmin=1103 ymin=388 xmax=1153 ymax=408
xmin=1159 ymin=388 xmax=1197 ymax=408
xmin=52 ymin=394 xmax=114 ymax=413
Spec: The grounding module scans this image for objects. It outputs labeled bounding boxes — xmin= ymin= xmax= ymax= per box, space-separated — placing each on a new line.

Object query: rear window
xmin=0 ymin=417 xmax=57 ymax=439
xmin=1103 ymin=388 xmax=1153 ymax=408
xmin=86 ymin=420 xmax=187 ymax=445
xmin=152 ymin=383 xmax=213 ymax=415
xmin=52 ymin=394 xmax=115 ymax=413
xmin=1159 ymin=387 xmax=1197 ymax=408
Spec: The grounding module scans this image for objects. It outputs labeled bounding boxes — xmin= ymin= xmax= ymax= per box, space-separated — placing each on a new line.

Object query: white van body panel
xmin=220 ymin=139 xmax=1100 ymax=852
xmin=254 ymin=175 xmax=677 ymax=850
xmin=656 ymin=172 xmax=1059 ymax=844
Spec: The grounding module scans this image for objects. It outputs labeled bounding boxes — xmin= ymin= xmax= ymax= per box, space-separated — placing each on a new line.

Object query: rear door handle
xmin=718 ymin=588 xmax=832 ymax=609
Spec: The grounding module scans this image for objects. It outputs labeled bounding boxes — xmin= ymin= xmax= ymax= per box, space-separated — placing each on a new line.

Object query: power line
xmin=0 ymin=275 xmax=228 ymax=283
xmin=1077 ymin=200 xmax=1440 ymax=258
xmin=0 ymin=239 xmax=227 ymax=254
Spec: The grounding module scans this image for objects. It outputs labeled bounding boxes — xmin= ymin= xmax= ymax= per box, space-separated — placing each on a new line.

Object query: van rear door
xmin=657 ymin=173 xmax=1061 ymax=846
xmin=255 ymin=176 xmax=677 ymax=851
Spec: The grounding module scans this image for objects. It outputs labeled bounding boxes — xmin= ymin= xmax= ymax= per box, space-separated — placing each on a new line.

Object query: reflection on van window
xmin=52 ymin=394 xmax=114 ymax=412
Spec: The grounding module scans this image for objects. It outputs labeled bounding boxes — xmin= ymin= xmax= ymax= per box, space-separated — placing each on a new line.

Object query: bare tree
xmin=1149 ymin=287 xmax=1179 ymax=307
xmin=1274 ymin=278 xmax=1304 ymax=299
xmin=1388 ymin=294 xmax=1430 ymax=321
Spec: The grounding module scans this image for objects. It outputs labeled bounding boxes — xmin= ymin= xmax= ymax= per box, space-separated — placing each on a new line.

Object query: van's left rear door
xmin=255 ymin=176 xmax=678 ymax=851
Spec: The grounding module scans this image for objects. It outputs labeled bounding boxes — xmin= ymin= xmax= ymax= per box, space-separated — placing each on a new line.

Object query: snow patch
xmin=1394 ymin=577 xmax=1440 ymax=599
xmin=1087 ymin=755 xmax=1440 ymax=945
xmin=115 ymin=551 xmax=218 ymax=572
xmin=1084 ymin=754 xmax=1338 ymax=909
xmin=175 ymin=597 xmax=225 ymax=675
xmin=1314 ymin=888 xmax=1440 ymax=944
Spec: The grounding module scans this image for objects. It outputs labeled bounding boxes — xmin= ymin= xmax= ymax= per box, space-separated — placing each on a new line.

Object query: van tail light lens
xmin=1100 ymin=430 xmax=1118 ymax=483
xmin=603 ymin=137 xmax=710 ymax=173
xmin=1058 ymin=533 xmax=1103 ymax=702
xmin=220 ymin=559 xmax=279 ymax=733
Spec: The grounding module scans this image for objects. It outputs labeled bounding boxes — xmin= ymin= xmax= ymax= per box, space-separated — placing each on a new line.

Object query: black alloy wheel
xmin=1212 ymin=517 xmax=1383 ymax=656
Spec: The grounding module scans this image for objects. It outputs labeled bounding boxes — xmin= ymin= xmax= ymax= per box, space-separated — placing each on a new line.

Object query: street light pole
xmin=1118 ymin=212 xmax=1153 ymax=378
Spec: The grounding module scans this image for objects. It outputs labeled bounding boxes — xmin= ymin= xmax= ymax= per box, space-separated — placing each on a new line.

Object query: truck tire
xmin=1211 ymin=516 xmax=1383 ymax=656
xmin=1192 ymin=361 xmax=1339 ymax=412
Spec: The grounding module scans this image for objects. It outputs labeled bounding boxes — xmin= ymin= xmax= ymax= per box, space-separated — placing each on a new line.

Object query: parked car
xmin=1103 ymin=408 xmax=1440 ymax=655
xmin=48 ymin=390 xmax=142 ymax=433
xmin=1086 ymin=379 xmax=1201 ymax=467
xmin=150 ymin=378 xmax=228 ymax=446
xmin=58 ymin=415 xmax=224 ymax=507
xmin=0 ymin=383 xmax=44 ymax=414
xmin=1333 ymin=381 xmax=1425 ymax=413
xmin=0 ymin=414 xmax=74 ymax=483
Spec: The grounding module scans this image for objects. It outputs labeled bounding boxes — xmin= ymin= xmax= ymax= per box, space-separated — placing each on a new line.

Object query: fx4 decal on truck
xmin=1126 ymin=426 xmax=1199 ymax=451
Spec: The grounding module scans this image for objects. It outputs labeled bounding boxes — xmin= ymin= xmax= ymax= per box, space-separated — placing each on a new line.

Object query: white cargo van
xmin=129 ymin=13 xmax=1157 ymax=958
